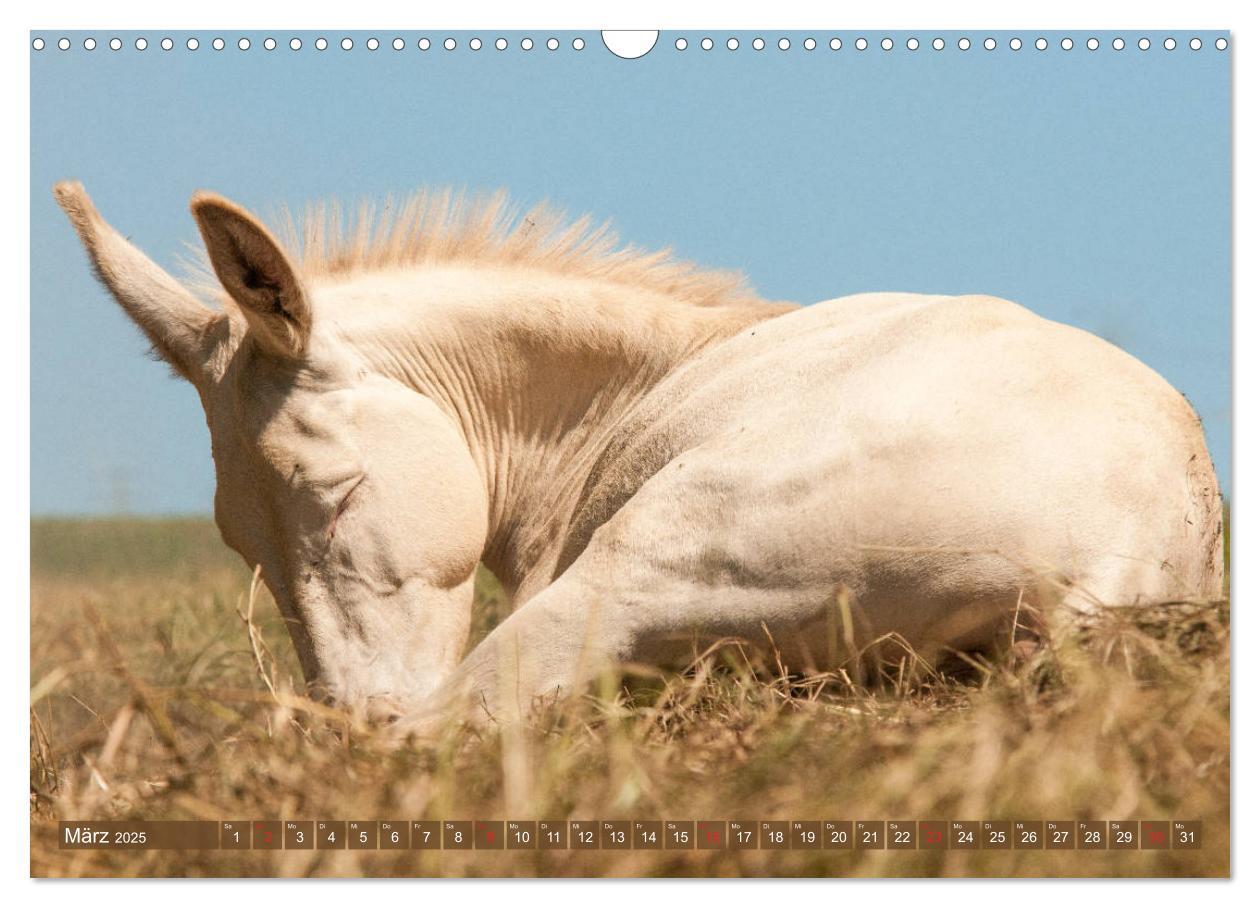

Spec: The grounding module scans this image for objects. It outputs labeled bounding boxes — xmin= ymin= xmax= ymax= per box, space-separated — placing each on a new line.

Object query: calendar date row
xmin=59 ymin=819 xmax=1202 ymax=851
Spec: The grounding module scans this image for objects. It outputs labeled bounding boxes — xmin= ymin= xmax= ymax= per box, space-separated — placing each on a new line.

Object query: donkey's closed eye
xmin=328 ymin=475 xmax=365 ymax=541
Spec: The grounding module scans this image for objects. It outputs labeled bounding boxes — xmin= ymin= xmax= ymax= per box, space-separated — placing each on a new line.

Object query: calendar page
xmin=28 ymin=24 xmax=1231 ymax=880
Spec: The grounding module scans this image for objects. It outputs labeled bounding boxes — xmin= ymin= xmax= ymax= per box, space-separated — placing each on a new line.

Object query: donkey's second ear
xmin=191 ymin=192 xmax=310 ymax=358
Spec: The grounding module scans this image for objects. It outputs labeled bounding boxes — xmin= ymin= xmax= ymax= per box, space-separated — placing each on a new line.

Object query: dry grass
xmin=30 ymin=518 xmax=1230 ymax=878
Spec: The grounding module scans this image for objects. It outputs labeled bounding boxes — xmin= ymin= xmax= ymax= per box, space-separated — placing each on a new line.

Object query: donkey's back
xmin=557 ymin=292 xmax=1222 ymax=663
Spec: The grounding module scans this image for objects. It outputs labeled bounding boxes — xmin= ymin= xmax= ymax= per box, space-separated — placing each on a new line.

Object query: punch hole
xmin=752 ymin=37 xmax=765 ymax=51
xmin=213 ymin=38 xmax=225 ymax=50
xmin=701 ymin=37 xmax=713 ymax=51
xmin=1164 ymin=37 xmax=1176 ymax=51
xmin=1087 ymin=37 xmax=1099 ymax=51
xmin=572 ymin=37 xmax=585 ymax=50
xmin=983 ymin=37 xmax=996 ymax=51
xmin=135 ymin=37 xmax=147 ymax=50
xmin=1216 ymin=37 xmax=1228 ymax=50
xmin=471 ymin=38 xmax=483 ymax=51
xmin=110 ymin=38 xmax=122 ymax=51
xmin=521 ymin=37 xmax=534 ymax=50
xmin=366 ymin=38 xmax=380 ymax=51
xmin=675 ymin=38 xmax=687 ymax=51
xmin=906 ymin=37 xmax=918 ymax=51
xmin=726 ymin=37 xmax=739 ymax=51
xmin=238 ymin=37 xmax=250 ymax=51
xmin=185 ymin=37 xmax=197 ymax=51
xmin=264 ymin=37 xmax=277 ymax=51
xmin=391 ymin=38 xmax=404 ymax=51
xmin=315 ymin=37 xmax=328 ymax=51
xmin=932 ymin=38 xmax=945 ymax=51
xmin=881 ymin=37 xmax=893 ymax=51
xmin=83 ymin=37 xmax=96 ymax=51
xmin=547 ymin=38 xmax=559 ymax=51
xmin=958 ymin=37 xmax=971 ymax=51
xmin=602 ymin=30 xmax=657 ymax=59
xmin=291 ymin=38 xmax=302 ymax=51
xmin=444 ymin=38 xmax=457 ymax=51
xmin=778 ymin=38 xmax=790 ymax=51
xmin=1138 ymin=38 xmax=1151 ymax=50
xmin=1061 ymin=37 xmax=1073 ymax=51
xmin=341 ymin=38 xmax=353 ymax=51
xmin=829 ymin=37 xmax=842 ymax=50
xmin=855 ymin=37 xmax=868 ymax=51
xmin=57 ymin=37 xmax=69 ymax=50
xmin=1190 ymin=37 xmax=1202 ymax=51
xmin=161 ymin=37 xmax=174 ymax=51
xmin=494 ymin=38 xmax=506 ymax=51
xmin=1010 ymin=37 xmax=1022 ymax=51
xmin=1036 ymin=37 xmax=1048 ymax=51
xmin=1113 ymin=37 xmax=1125 ymax=50
xmin=803 ymin=37 xmax=816 ymax=50
xmin=32 ymin=37 xmax=44 ymax=50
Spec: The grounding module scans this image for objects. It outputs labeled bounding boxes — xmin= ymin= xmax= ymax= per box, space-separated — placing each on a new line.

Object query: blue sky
xmin=30 ymin=31 xmax=1230 ymax=513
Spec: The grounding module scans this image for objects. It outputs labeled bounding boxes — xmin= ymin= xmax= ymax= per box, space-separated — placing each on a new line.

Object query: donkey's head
xmin=54 ymin=183 xmax=488 ymax=722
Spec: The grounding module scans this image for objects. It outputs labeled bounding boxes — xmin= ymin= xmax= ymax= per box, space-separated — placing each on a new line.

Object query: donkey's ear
xmin=191 ymin=192 xmax=311 ymax=359
xmin=53 ymin=181 xmax=218 ymax=383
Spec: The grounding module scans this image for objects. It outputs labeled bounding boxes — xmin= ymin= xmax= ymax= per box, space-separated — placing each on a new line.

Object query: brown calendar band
xmin=57 ymin=820 xmax=1205 ymax=850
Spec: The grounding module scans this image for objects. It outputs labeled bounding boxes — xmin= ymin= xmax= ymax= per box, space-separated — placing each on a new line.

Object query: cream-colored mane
xmin=213 ymin=189 xmax=762 ymax=309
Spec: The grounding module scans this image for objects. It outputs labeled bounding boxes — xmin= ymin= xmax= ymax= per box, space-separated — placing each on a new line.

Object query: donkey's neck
xmin=332 ymin=265 xmax=785 ymax=600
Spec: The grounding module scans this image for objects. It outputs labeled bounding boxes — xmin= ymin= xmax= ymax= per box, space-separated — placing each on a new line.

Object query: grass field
xmin=30 ymin=517 xmax=1230 ymax=878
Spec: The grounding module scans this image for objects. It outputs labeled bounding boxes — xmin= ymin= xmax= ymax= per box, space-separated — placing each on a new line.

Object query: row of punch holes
xmin=31 ymin=34 xmax=1230 ymax=54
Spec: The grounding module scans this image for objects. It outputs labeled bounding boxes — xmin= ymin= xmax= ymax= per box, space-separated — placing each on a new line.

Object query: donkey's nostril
xmin=364 ymin=695 xmax=404 ymax=726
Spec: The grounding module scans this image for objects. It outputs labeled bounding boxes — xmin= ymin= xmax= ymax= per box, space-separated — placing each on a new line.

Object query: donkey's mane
xmin=251 ymin=189 xmax=762 ymax=309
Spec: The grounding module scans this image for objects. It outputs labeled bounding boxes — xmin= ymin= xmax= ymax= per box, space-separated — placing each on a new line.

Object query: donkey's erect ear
xmin=191 ymin=192 xmax=311 ymax=358
xmin=53 ymin=181 xmax=218 ymax=383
